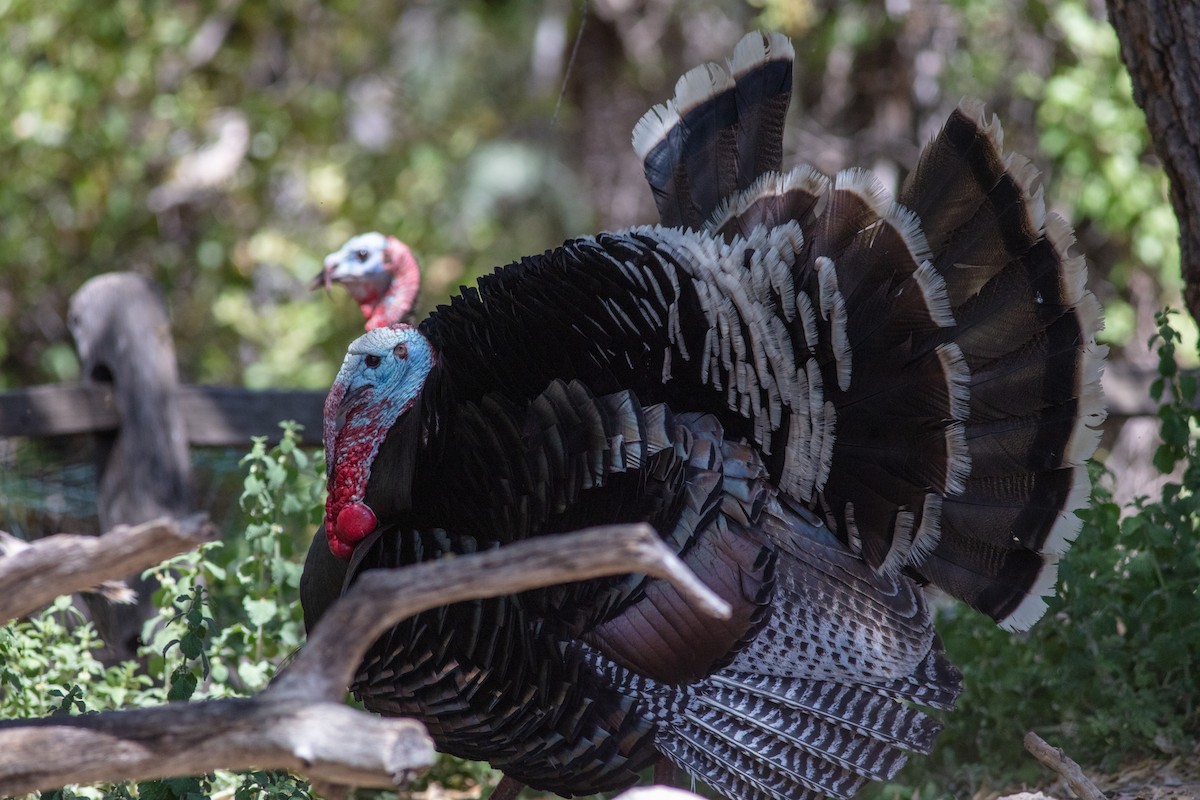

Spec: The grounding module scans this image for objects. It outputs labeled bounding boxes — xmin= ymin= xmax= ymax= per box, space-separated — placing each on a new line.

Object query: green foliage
xmin=3 ymin=0 xmax=1183 ymax=394
xmin=872 ymin=311 xmax=1200 ymax=798
xmin=0 ymin=2 xmax=590 ymax=391
xmin=0 ymin=425 xmax=321 ymax=799
xmin=1149 ymin=309 xmax=1199 ymax=474
xmin=0 ymin=596 xmax=159 ymax=720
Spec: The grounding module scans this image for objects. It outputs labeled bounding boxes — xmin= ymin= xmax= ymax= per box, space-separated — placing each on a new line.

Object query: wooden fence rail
xmin=0 ymin=382 xmax=325 ymax=447
xmin=0 ymin=363 xmax=1179 ymax=451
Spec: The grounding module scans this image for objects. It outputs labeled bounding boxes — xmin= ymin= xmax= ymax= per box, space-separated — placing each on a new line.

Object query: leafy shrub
xmin=1 ymin=425 xmax=323 ymax=800
xmin=2 ymin=420 xmax=505 ymax=800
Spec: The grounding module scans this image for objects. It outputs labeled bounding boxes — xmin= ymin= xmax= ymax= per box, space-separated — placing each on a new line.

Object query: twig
xmin=0 ymin=514 xmax=215 ymax=624
xmin=1024 ymin=731 xmax=1107 ymax=800
xmin=0 ymin=524 xmax=729 ymax=794
xmin=551 ymin=0 xmax=588 ymax=127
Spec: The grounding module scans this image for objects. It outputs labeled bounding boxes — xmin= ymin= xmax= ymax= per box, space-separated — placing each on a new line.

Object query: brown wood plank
xmin=0 ymin=384 xmax=325 ymax=447
xmin=0 ymin=383 xmax=119 ymax=436
xmin=177 ymin=386 xmax=325 ymax=446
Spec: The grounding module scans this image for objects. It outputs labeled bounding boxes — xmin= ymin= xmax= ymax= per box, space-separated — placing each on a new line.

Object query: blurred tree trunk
xmin=1107 ymin=0 xmax=1200 ymax=326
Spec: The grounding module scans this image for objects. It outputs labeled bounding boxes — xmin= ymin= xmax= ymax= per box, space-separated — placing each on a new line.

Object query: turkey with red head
xmin=301 ymin=31 xmax=1106 ymax=800
xmin=311 ymin=231 xmax=422 ymax=328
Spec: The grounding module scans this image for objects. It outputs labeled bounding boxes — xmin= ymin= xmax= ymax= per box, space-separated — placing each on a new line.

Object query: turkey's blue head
xmin=312 ymin=232 xmax=422 ymax=329
xmin=323 ymin=324 xmax=435 ymax=559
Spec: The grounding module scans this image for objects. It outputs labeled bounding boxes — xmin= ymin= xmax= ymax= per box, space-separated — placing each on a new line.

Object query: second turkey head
xmin=323 ymin=325 xmax=435 ymax=559
xmin=313 ymin=232 xmax=422 ymax=329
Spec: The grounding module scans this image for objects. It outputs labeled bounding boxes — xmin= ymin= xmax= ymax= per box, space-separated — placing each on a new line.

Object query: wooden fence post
xmin=67 ymin=272 xmax=193 ymax=660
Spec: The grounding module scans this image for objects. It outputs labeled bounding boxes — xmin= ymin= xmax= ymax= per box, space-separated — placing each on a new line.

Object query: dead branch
xmin=273 ymin=522 xmax=731 ymax=701
xmin=0 ymin=514 xmax=215 ymax=625
xmin=0 ymin=699 xmax=433 ymax=794
xmin=0 ymin=524 xmax=730 ymax=795
xmin=1024 ymin=732 xmax=1106 ymax=800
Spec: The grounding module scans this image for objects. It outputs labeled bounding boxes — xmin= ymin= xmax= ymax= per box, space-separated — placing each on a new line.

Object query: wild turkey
xmin=300 ymin=31 xmax=1106 ymax=800
xmin=311 ymin=232 xmax=422 ymax=328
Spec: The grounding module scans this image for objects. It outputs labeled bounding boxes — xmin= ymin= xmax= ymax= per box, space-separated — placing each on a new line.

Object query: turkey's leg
xmin=653 ymin=757 xmax=676 ymax=786
xmin=489 ymin=775 xmax=525 ymax=800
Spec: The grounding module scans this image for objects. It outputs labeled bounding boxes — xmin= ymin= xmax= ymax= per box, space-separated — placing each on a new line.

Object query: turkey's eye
xmin=364 ymin=354 xmax=382 ymax=368
xmin=394 ymin=342 xmax=408 ymax=360
xmin=356 ymin=249 xmax=370 ymax=262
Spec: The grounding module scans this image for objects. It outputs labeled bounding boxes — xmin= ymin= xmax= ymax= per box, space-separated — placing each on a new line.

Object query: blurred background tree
xmin=0 ymin=0 xmax=1184 ymax=393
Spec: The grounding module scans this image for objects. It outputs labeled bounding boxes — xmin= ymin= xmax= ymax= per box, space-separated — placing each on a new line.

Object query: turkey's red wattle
xmin=324 ymin=384 xmax=389 ymax=560
xmin=365 ymin=238 xmax=422 ymax=329
xmin=336 ymin=502 xmax=377 ymax=542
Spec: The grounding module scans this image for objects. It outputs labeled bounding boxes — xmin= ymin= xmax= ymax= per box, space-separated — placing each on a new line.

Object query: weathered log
xmin=0 ymin=698 xmax=434 ymax=794
xmin=69 ymin=273 xmax=193 ymax=526
xmin=68 ymin=272 xmax=195 ymax=659
xmin=0 ymin=515 xmax=215 ymax=625
xmin=0 ymin=524 xmax=728 ymax=795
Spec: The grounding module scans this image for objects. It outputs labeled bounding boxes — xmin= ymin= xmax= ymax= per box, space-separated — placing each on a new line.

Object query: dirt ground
xmin=999 ymin=742 xmax=1200 ymax=800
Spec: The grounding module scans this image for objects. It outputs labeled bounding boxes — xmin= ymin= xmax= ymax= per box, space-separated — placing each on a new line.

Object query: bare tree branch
xmin=0 ymin=514 xmax=215 ymax=625
xmin=274 ymin=522 xmax=732 ymax=702
xmin=1024 ymin=732 xmax=1106 ymax=800
xmin=0 ymin=524 xmax=730 ymax=795
xmin=0 ymin=699 xmax=434 ymax=795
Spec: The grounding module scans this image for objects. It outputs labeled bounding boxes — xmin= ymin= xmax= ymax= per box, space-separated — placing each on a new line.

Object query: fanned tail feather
xmin=634 ymin=31 xmax=794 ymax=229
xmin=896 ymin=99 xmax=1107 ymax=629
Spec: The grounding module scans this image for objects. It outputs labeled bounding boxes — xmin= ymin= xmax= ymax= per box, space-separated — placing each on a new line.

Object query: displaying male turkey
xmin=310 ymin=232 xmax=422 ymax=328
xmin=301 ymin=31 xmax=1106 ymax=800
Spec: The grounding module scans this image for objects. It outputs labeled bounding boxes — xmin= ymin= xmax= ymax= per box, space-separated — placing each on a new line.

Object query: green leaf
xmin=243 ymin=473 xmax=263 ymax=497
xmin=237 ymin=660 xmax=270 ymax=689
xmin=1160 ymin=411 xmax=1189 ymax=449
xmin=1152 ymin=445 xmax=1176 ymax=474
xmin=1157 ymin=345 xmax=1177 ymax=378
xmin=280 ymin=494 xmax=304 ymax=514
xmin=180 ymin=632 xmax=203 ymax=660
xmin=243 ymin=597 xmax=279 ymax=627
xmin=1180 ymin=372 xmax=1197 ymax=402
xmin=186 ymin=602 xmax=204 ymax=630
xmin=167 ymin=669 xmax=197 ymax=702
xmin=266 ymin=460 xmax=288 ymax=489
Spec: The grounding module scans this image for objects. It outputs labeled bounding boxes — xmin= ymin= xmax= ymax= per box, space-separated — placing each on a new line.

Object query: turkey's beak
xmin=309 ymin=257 xmax=337 ymax=291
xmin=331 ymin=383 xmax=372 ymax=441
